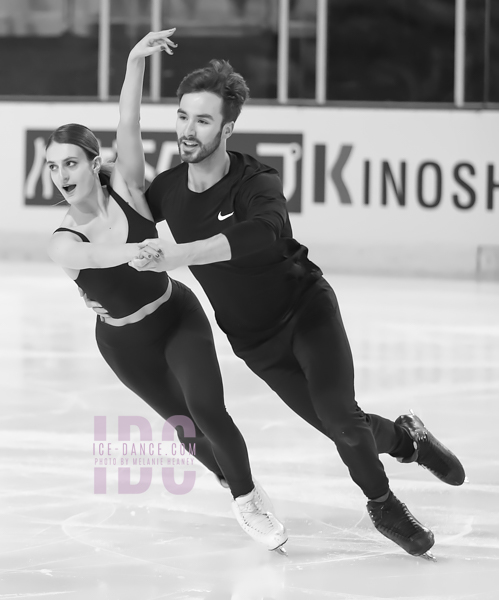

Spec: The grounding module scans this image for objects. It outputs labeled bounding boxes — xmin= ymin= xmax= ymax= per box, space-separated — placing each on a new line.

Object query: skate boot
xmin=367 ymin=491 xmax=435 ymax=558
xmin=395 ymin=411 xmax=466 ymax=486
xmin=252 ymin=478 xmax=275 ymax=514
xmin=232 ymin=487 xmax=288 ymax=553
xmin=215 ymin=475 xmax=274 ymax=506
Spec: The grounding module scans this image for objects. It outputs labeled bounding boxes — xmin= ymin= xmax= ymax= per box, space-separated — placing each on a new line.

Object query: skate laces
xmin=399 ymin=414 xmax=452 ymax=477
xmin=370 ymin=495 xmax=422 ymax=537
xmin=236 ymin=498 xmax=277 ymax=534
xmin=417 ymin=435 xmax=452 ymax=477
xmin=252 ymin=479 xmax=275 ymax=513
xmin=237 ymin=498 xmax=261 ymax=514
xmin=252 ymin=489 xmax=271 ymax=513
xmin=390 ymin=500 xmax=422 ymax=537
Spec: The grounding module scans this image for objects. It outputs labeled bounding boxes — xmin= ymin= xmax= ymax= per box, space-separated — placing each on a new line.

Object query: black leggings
xmin=96 ymin=279 xmax=253 ymax=499
xmin=230 ymin=278 xmax=411 ymax=500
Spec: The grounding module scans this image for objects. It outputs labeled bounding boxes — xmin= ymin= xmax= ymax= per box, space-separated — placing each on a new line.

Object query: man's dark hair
xmin=176 ymin=59 xmax=250 ymax=124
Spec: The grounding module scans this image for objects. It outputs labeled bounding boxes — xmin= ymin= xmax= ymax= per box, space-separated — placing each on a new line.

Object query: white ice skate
xmin=251 ymin=478 xmax=275 ymax=514
xmin=232 ymin=486 xmax=288 ymax=553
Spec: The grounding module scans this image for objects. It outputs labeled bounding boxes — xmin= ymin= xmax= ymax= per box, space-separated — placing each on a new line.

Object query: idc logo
xmin=24 ymin=130 xmax=303 ymax=213
xmin=93 ymin=416 xmax=197 ymax=496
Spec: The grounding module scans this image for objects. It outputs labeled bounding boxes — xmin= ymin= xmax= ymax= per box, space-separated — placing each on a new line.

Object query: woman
xmin=46 ymin=30 xmax=287 ymax=553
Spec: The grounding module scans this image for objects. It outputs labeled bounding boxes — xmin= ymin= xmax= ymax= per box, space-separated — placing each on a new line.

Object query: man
xmin=117 ymin=59 xmax=466 ymax=558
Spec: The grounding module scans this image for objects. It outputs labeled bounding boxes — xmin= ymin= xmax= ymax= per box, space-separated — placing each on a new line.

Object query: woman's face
xmin=45 ymin=142 xmax=99 ymax=205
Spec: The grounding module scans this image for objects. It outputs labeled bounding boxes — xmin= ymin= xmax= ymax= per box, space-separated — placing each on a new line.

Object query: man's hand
xmin=78 ymin=287 xmax=109 ymax=317
xmin=129 ymin=238 xmax=188 ymax=272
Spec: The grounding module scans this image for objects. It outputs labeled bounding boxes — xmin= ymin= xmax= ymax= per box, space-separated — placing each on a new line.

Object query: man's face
xmin=176 ymin=91 xmax=226 ymax=163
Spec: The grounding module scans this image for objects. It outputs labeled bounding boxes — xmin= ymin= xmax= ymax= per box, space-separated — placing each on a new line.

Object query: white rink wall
xmin=1 ymin=101 xmax=498 ymax=278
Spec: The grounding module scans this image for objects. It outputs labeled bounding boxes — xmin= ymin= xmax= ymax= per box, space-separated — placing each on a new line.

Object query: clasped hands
xmin=129 ymin=238 xmax=185 ymax=272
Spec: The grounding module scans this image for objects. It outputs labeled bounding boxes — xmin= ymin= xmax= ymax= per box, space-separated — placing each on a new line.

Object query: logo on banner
xmin=314 ymin=143 xmax=498 ymax=211
xmin=24 ymin=130 xmax=303 ymax=212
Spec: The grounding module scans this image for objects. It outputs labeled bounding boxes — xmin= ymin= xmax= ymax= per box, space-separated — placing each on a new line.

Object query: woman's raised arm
xmin=113 ymin=30 xmax=177 ymax=193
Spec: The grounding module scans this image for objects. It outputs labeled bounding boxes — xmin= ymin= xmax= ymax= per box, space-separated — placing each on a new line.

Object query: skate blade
xmin=464 ymin=476 xmax=470 ymax=484
xmin=421 ymin=551 xmax=437 ymax=562
xmin=272 ymin=545 xmax=288 ymax=556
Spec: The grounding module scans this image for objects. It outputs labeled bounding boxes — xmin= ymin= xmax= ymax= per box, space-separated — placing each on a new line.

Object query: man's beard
xmin=178 ymin=127 xmax=223 ymax=164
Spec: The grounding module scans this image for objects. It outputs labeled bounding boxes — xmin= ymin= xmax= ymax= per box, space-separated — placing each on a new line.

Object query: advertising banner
xmin=1 ymin=101 xmax=497 ymax=273
xmin=24 ymin=129 xmax=303 ymax=213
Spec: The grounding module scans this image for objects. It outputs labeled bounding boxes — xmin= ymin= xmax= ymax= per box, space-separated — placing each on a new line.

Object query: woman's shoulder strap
xmin=100 ymin=171 xmax=132 ymax=211
xmin=53 ymin=227 xmax=90 ymax=242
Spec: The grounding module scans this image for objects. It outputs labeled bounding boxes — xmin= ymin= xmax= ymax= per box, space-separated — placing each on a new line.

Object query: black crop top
xmin=54 ymin=176 xmax=169 ymax=319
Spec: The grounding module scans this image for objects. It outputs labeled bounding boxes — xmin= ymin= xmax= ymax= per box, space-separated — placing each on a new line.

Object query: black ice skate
xmin=395 ymin=411 xmax=466 ymax=486
xmin=367 ymin=492 xmax=435 ymax=559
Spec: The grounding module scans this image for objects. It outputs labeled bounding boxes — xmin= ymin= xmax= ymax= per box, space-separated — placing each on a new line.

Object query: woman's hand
xmin=128 ymin=29 xmax=177 ymax=61
xmin=129 ymin=238 xmax=187 ymax=272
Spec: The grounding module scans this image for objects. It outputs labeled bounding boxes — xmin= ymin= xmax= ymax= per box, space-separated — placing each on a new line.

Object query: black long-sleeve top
xmin=146 ymin=151 xmax=322 ymax=342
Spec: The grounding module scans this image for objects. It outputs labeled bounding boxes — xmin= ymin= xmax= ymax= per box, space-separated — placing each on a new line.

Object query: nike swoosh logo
xmin=218 ymin=211 xmax=234 ymax=221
